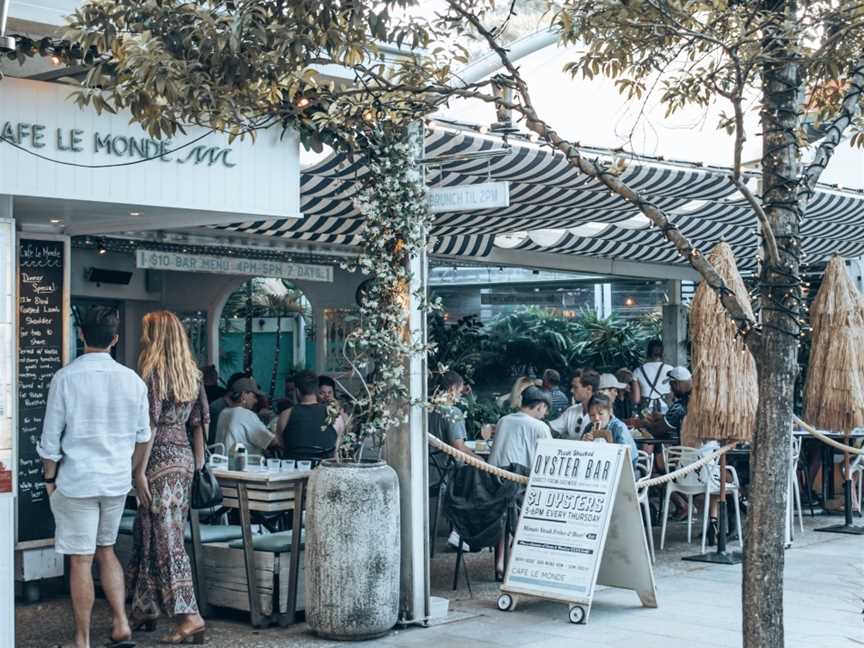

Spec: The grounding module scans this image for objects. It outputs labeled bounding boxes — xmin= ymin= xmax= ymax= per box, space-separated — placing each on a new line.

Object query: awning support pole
xmin=388 ymin=122 xmax=431 ymax=625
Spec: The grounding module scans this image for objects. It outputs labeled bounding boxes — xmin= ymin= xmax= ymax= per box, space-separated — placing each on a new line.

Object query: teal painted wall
xmin=220 ymin=331 xmax=314 ymax=399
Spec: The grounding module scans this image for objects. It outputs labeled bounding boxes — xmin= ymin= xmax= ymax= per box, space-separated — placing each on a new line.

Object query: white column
xmin=0 ymin=200 xmax=15 ymax=648
xmin=603 ymin=283 xmax=613 ymax=317
xmin=314 ymin=308 xmax=326 ymax=374
xmin=295 ymin=314 xmax=306 ymax=368
xmin=386 ymin=123 xmax=430 ymax=624
xmin=662 ymin=280 xmax=688 ymax=367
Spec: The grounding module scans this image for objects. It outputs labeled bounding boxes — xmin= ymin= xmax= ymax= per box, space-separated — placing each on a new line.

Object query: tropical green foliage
xmin=475 ymin=307 xmax=661 ymax=384
xmin=459 ymin=393 xmax=511 ymax=440
xmin=428 ymin=313 xmax=484 ymax=382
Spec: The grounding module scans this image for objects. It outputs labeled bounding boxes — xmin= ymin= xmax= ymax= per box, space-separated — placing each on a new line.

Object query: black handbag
xmin=191 ymin=463 xmax=223 ymax=510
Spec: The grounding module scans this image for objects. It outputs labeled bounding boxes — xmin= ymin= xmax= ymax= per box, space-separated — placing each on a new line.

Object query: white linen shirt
xmin=37 ymin=353 xmax=151 ymax=498
xmin=548 ymin=403 xmax=590 ymax=440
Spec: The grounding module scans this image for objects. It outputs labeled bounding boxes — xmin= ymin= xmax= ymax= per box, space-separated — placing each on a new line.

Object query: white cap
xmin=598 ymin=373 xmax=627 ymax=390
xmin=664 ymin=366 xmax=692 ymax=383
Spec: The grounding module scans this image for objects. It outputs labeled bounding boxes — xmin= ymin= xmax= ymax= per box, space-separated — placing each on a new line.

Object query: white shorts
xmin=49 ymin=491 xmax=127 ymax=555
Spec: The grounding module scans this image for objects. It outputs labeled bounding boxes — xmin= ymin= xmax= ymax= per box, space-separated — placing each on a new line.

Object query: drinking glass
xmin=297 ymin=460 xmax=313 ymax=471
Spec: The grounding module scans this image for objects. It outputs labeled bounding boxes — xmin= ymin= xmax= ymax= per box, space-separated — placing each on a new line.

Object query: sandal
xmin=158 ymin=625 xmax=206 ymax=645
xmin=105 ymin=640 xmax=136 ymax=648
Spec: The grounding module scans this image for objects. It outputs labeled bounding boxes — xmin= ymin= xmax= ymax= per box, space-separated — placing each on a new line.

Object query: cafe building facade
xmin=8 ymin=37 xmax=864 ymax=645
xmin=0 ymin=75 xmax=411 ymax=645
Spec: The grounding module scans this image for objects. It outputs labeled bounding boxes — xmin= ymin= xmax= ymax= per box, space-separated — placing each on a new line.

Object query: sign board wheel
xmin=568 ymin=605 xmax=586 ymax=625
xmin=496 ymin=593 xmax=517 ymax=612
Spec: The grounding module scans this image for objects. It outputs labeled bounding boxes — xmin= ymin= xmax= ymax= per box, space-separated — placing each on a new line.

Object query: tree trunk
xmin=270 ymin=315 xmax=282 ymax=402
xmin=743 ymin=3 xmax=802 ymax=646
xmin=243 ymin=280 xmax=254 ymax=373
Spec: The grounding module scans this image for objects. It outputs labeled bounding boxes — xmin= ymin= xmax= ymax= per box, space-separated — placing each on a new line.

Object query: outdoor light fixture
xmin=129 ymin=211 xmax=141 ymax=216
xmin=50 ymin=55 xmax=61 ymax=66
xmin=568 ymin=222 xmax=608 ymax=238
xmin=527 ymin=228 xmax=567 ymax=247
xmin=0 ymin=0 xmax=15 ymax=51
xmin=624 ymin=297 xmax=637 ymax=307
xmin=85 ymin=267 xmax=133 ymax=285
xmin=97 ymin=243 xmax=108 ymax=255
xmin=296 ymin=97 xmax=310 ymax=109
xmin=616 ymin=214 xmax=651 ymax=230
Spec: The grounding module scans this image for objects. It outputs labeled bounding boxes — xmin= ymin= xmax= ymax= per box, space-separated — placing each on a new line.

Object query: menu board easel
xmin=498 ymin=439 xmax=656 ymax=624
xmin=15 ymin=235 xmax=70 ymax=549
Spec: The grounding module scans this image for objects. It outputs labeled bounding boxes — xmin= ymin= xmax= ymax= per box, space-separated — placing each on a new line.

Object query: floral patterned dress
xmin=128 ymin=378 xmax=209 ymax=619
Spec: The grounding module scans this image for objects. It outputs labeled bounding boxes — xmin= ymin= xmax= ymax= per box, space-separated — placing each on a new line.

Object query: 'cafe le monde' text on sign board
xmin=136 ymin=250 xmax=334 ymax=283
xmin=0 ymin=120 xmax=236 ymax=168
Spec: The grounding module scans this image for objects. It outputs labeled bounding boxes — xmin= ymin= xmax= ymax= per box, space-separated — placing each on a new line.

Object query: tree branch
xmin=730 ymin=175 xmax=779 ymax=267
xmin=800 ymin=57 xmax=864 ymax=202
xmin=444 ymin=0 xmax=761 ymax=347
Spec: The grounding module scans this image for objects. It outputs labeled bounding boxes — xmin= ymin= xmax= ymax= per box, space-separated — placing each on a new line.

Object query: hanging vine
xmin=333 ymin=124 xmax=437 ymax=462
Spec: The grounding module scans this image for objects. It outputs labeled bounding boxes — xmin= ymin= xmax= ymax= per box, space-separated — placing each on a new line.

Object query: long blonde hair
xmin=138 ymin=310 xmax=200 ymax=402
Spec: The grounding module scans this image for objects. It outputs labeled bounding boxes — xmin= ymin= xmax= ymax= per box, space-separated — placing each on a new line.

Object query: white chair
xmin=659 ymin=445 xmax=743 ymax=553
xmin=786 ymin=436 xmax=804 ymax=545
xmin=851 ymin=454 xmax=863 ymax=514
xmin=635 ymin=450 xmax=655 ymax=563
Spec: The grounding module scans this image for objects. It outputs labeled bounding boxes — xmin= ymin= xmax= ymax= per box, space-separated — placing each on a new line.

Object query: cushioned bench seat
xmin=117 ymin=511 xmax=244 ymax=543
xmin=228 ymin=530 xmax=305 ymax=553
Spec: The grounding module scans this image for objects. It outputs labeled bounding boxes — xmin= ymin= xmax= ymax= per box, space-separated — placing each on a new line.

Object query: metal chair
xmin=428 ymin=449 xmax=453 ymax=558
xmin=659 ymin=445 xmax=743 ymax=553
xmin=636 ymin=449 xmax=655 ymax=562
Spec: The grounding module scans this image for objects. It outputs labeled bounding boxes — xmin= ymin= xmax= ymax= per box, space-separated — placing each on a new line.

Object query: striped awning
xmin=216 ymin=123 xmax=864 ymax=267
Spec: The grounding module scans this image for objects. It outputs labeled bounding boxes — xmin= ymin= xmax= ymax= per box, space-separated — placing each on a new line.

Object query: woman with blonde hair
xmin=128 ymin=310 xmax=208 ymax=644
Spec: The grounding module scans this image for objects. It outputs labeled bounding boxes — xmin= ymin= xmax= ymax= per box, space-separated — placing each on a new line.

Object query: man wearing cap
xmin=215 ymin=376 xmax=279 ymax=454
xmin=634 ymin=366 xmax=692 ymax=439
xmin=488 ymin=386 xmax=553 ymax=472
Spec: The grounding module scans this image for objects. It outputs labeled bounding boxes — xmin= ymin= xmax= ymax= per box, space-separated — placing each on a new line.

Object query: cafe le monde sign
xmin=0 ymin=119 xmax=237 ymax=168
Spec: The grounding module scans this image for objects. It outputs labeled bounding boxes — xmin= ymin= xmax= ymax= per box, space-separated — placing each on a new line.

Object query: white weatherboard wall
xmin=0 ymin=78 xmax=301 ymax=219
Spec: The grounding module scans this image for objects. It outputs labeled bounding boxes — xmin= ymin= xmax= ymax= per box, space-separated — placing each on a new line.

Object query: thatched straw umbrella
xmin=804 ymin=256 xmax=864 ymax=524
xmin=804 ymin=255 xmax=864 ymax=433
xmin=683 ymin=242 xmax=759 ymax=447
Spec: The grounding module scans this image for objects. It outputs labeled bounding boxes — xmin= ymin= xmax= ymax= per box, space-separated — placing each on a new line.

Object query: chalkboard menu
xmin=16 ymin=238 xmax=66 ymax=544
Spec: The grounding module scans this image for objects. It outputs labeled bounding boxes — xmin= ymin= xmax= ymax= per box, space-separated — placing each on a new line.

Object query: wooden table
xmin=210 ymin=468 xmax=312 ymax=628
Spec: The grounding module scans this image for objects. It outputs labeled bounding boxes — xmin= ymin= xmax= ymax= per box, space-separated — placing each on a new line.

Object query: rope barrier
xmin=427 ymin=433 xmax=736 ymax=488
xmin=636 ymin=443 xmax=736 ymax=489
xmin=427 ymin=433 xmax=529 ymax=484
xmin=794 ymin=417 xmax=864 ymax=456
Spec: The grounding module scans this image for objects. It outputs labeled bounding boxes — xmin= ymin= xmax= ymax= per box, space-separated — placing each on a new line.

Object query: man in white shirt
xmin=489 ymin=387 xmax=553 ymax=471
xmin=549 ymin=369 xmax=600 ymax=440
xmin=215 ymin=377 xmax=279 ymax=454
xmin=38 ymin=306 xmax=150 ymax=648
xmin=634 ymin=339 xmax=673 ymax=414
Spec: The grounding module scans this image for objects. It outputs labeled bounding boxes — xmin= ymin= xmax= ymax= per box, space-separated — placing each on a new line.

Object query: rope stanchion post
xmin=681 ymin=447 xmax=742 ymax=565
xmin=795 ymin=417 xmax=864 ymax=535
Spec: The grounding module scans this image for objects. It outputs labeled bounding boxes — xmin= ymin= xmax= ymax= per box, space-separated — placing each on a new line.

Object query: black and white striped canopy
xmin=217 ymin=124 xmax=864 ymax=267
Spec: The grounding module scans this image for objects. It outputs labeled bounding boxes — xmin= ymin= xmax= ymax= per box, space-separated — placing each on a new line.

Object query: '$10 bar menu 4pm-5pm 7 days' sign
xmin=499 ymin=439 xmax=656 ymax=624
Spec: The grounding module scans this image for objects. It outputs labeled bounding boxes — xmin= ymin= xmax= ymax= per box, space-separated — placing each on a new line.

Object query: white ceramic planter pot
xmin=305 ymin=460 xmax=400 ymax=640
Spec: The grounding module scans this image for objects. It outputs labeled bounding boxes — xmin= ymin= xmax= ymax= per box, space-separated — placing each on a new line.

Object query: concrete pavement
xmin=15 ymin=516 xmax=864 ymax=647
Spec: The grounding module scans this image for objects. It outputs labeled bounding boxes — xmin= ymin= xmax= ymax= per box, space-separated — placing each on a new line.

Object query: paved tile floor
xmin=15 ymin=516 xmax=864 ymax=647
